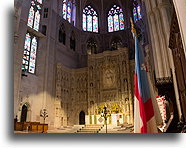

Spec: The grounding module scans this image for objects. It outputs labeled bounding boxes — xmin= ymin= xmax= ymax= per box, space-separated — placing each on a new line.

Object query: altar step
xmin=76 ymin=124 xmax=104 ymax=133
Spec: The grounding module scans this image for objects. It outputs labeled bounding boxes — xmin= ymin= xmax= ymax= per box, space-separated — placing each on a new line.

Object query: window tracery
xmin=108 ymin=5 xmax=124 ymax=32
xmin=82 ymin=5 xmax=98 ymax=33
xmin=133 ymin=0 xmax=142 ymax=23
xmin=27 ymin=0 xmax=42 ymax=31
xmin=22 ymin=33 xmax=38 ymax=74
xmin=62 ymin=0 xmax=76 ymax=24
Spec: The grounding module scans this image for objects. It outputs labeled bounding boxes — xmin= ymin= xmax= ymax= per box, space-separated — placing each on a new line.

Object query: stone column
xmin=158 ymin=3 xmax=171 ymax=43
xmin=172 ymin=0 xmax=186 ymax=58
xmin=157 ymin=0 xmax=183 ymax=119
xmin=158 ymin=1 xmax=173 ymax=77
xmin=144 ymin=0 xmax=172 ymax=78
xmin=172 ymin=67 xmax=182 ymax=120
xmin=144 ymin=0 xmax=183 ymax=120
xmin=148 ymin=13 xmax=164 ymax=78
xmin=154 ymin=8 xmax=171 ymax=77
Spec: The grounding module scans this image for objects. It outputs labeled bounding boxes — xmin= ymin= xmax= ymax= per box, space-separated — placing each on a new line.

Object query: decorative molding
xmin=155 ymin=77 xmax=173 ymax=86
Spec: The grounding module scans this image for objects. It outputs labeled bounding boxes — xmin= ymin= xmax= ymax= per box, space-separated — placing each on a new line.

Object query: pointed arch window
xmin=133 ymin=0 xmax=142 ymax=23
xmin=62 ymin=0 xmax=76 ymax=24
xmin=108 ymin=5 xmax=124 ymax=32
xmin=27 ymin=0 xmax=42 ymax=31
xmin=82 ymin=5 xmax=98 ymax=33
xmin=22 ymin=33 xmax=38 ymax=74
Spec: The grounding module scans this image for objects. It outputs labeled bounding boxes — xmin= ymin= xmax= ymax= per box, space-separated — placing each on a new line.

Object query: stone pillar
xmin=54 ymin=101 xmax=61 ymax=128
xmin=158 ymin=1 xmax=183 ymax=120
xmin=144 ymin=0 xmax=172 ymax=78
xmin=157 ymin=1 xmax=173 ymax=77
xmin=17 ymin=104 xmax=22 ymax=122
xmin=172 ymin=0 xmax=186 ymax=58
xmin=149 ymin=13 xmax=164 ymax=78
xmin=172 ymin=68 xmax=182 ymax=120
xmin=144 ymin=0 xmax=183 ymax=120
xmin=158 ymin=3 xmax=171 ymax=43
xmin=154 ymin=8 xmax=171 ymax=77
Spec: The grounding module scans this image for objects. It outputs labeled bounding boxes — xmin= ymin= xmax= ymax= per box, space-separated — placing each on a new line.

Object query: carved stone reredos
xmin=55 ymin=47 xmax=134 ymax=125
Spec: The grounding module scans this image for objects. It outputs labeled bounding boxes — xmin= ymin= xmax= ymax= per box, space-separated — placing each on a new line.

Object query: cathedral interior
xmin=14 ymin=0 xmax=186 ymax=133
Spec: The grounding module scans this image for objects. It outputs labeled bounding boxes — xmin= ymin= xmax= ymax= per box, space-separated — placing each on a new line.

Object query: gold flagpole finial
xmin=130 ymin=17 xmax=136 ymax=35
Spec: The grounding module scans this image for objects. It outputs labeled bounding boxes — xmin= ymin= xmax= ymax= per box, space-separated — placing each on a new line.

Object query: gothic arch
xmin=20 ymin=102 xmax=31 ymax=122
xmin=79 ymin=110 xmax=85 ymax=125
xmin=59 ymin=24 xmax=66 ymax=45
xmin=82 ymin=4 xmax=99 ymax=33
xmin=61 ymin=0 xmax=76 ymax=24
xmin=70 ymin=31 xmax=76 ymax=51
xmin=107 ymin=4 xmax=125 ymax=32
xmin=83 ymin=1 xmax=100 ymax=14
xmin=133 ymin=0 xmax=142 ymax=23
xmin=86 ymin=37 xmax=98 ymax=54
xmin=105 ymin=1 xmax=123 ymax=16
xmin=110 ymin=36 xmax=123 ymax=50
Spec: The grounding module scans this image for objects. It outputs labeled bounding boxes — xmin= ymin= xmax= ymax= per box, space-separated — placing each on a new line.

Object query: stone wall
xmin=54 ymin=64 xmax=88 ymax=127
xmin=14 ymin=0 xmax=135 ymax=129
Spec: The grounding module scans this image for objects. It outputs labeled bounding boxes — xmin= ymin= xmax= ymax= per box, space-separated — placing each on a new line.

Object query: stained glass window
xmin=37 ymin=0 xmax=42 ymax=4
xmin=108 ymin=15 xmax=113 ymax=32
xmin=82 ymin=5 xmax=98 ymax=33
xmin=93 ymin=16 xmax=98 ymax=32
xmin=137 ymin=5 xmax=142 ymax=19
xmin=83 ymin=13 xmax=86 ymax=31
xmin=27 ymin=0 xmax=42 ymax=31
xmin=33 ymin=10 xmax=40 ymax=31
xmin=67 ymin=1 xmax=71 ymax=22
xmin=108 ymin=5 xmax=124 ymax=32
xmin=28 ymin=6 xmax=34 ymax=28
xmin=114 ymin=14 xmax=119 ymax=31
xmin=62 ymin=0 xmax=76 ymax=24
xmin=87 ymin=15 xmax=93 ymax=32
xmin=133 ymin=1 xmax=142 ymax=22
xmin=63 ymin=0 xmax=67 ymax=19
xmin=119 ymin=13 xmax=124 ymax=30
xmin=133 ymin=7 xmax=138 ymax=23
xmin=22 ymin=33 xmax=38 ymax=74
xmin=29 ymin=37 xmax=37 ymax=73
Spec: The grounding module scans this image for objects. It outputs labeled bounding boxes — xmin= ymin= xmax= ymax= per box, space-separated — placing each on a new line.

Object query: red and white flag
xmin=133 ymin=28 xmax=159 ymax=133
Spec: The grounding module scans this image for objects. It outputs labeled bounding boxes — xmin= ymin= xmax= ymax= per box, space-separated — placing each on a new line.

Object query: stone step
xmin=79 ymin=129 xmax=101 ymax=131
xmin=78 ymin=129 xmax=100 ymax=131
xmin=83 ymin=127 xmax=102 ymax=129
xmin=76 ymin=124 xmax=104 ymax=133
xmin=77 ymin=130 xmax=98 ymax=133
xmin=85 ymin=125 xmax=103 ymax=127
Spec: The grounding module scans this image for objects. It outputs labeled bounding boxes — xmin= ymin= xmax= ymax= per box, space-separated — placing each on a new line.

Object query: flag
xmin=131 ymin=19 xmax=158 ymax=133
xmin=147 ymin=75 xmax=163 ymax=127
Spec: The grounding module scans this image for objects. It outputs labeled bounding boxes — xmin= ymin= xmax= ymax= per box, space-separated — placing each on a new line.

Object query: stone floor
xmin=14 ymin=124 xmax=134 ymax=133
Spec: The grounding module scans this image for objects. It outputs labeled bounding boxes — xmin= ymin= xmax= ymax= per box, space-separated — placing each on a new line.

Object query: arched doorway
xmin=21 ymin=104 xmax=28 ymax=122
xmin=79 ymin=111 xmax=85 ymax=125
